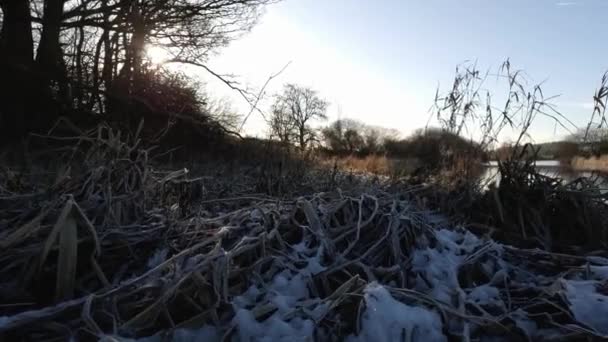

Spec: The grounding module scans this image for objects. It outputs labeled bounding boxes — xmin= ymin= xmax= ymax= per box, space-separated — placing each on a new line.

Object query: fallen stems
xmin=1 ymin=126 xmax=608 ymax=341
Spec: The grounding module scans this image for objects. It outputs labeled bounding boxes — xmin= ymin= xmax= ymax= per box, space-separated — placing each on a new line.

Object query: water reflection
xmin=481 ymin=160 xmax=608 ymax=189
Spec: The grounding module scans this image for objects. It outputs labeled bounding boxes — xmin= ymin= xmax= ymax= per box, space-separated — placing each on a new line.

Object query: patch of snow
xmin=347 ymin=282 xmax=446 ymax=342
xmin=467 ymin=284 xmax=504 ymax=309
xmin=411 ymin=229 xmax=497 ymax=305
xmin=589 ymin=266 xmax=608 ymax=280
xmin=232 ymin=284 xmax=261 ymax=308
xmin=231 ymin=239 xmax=327 ymax=341
xmin=562 ymin=279 xmax=608 ymax=335
xmin=250 ymin=208 xmax=264 ymax=221
xmin=291 ymin=241 xmax=308 ymax=253
xmin=586 ymin=256 xmax=608 ymax=266
xmin=90 ymin=218 xmax=608 ymax=341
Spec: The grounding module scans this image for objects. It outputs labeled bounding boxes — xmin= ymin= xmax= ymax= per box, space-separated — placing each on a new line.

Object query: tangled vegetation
xmin=2 ymin=0 xmax=608 ymax=340
xmin=2 ymin=126 xmax=608 ymax=341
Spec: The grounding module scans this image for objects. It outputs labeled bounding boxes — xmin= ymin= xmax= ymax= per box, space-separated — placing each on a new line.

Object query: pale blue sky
xmin=204 ymin=0 xmax=608 ymax=141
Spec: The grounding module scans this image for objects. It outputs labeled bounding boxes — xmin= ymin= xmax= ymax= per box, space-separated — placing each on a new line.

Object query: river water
xmin=481 ymin=160 xmax=608 ymax=189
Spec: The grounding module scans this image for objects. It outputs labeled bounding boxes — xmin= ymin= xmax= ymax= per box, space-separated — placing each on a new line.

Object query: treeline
xmin=489 ymin=128 xmax=608 ymax=162
xmin=0 ymin=0 xmax=272 ymax=144
xmin=566 ymin=127 xmax=608 ymax=157
xmin=264 ymin=83 xmax=485 ymax=170
xmin=321 ymin=119 xmax=397 ymax=156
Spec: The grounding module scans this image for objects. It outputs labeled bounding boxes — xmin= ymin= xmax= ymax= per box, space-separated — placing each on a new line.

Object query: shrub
xmin=384 ymin=128 xmax=484 ymax=172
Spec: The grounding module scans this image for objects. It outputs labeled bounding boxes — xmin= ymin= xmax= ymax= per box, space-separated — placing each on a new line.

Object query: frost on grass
xmin=5 ymin=186 xmax=608 ymax=341
xmin=230 ymin=238 xmax=327 ymax=341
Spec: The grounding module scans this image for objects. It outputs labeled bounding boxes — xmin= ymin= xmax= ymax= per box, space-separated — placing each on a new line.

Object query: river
xmin=481 ymin=160 xmax=608 ymax=189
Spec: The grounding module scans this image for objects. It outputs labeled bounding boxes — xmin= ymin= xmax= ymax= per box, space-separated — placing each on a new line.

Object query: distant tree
xmin=555 ymin=141 xmax=579 ymax=161
xmin=323 ymin=119 xmax=394 ymax=155
xmin=270 ymin=84 xmax=328 ymax=151
xmin=268 ymin=100 xmax=295 ymax=146
xmin=384 ymin=128 xmax=483 ymax=171
xmin=322 ymin=119 xmax=345 ymax=152
xmin=567 ymin=128 xmax=608 ymax=143
xmin=343 ymin=128 xmax=364 ymax=153
xmin=362 ymin=128 xmax=380 ymax=154
xmin=322 ymin=119 xmax=361 ymax=153
xmin=566 ymin=127 xmax=608 ymax=156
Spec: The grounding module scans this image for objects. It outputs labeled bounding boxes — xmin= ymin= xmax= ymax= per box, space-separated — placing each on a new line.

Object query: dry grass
xmin=1 ymin=125 xmax=608 ymax=340
xmin=320 ymin=155 xmax=420 ymax=177
xmin=571 ymin=155 xmax=608 ymax=172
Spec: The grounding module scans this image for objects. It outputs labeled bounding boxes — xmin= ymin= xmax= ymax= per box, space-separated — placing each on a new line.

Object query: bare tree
xmin=322 ymin=119 xmax=345 ymax=152
xmin=270 ymin=84 xmax=328 ymax=151
xmin=0 ymin=0 xmax=277 ymax=141
xmin=363 ymin=128 xmax=380 ymax=153
xmin=343 ymin=128 xmax=364 ymax=153
xmin=268 ymin=100 xmax=295 ymax=146
xmin=204 ymin=96 xmax=241 ymax=132
xmin=322 ymin=119 xmax=392 ymax=154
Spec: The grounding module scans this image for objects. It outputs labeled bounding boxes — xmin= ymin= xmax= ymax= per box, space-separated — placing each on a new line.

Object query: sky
xmin=200 ymin=0 xmax=608 ymax=142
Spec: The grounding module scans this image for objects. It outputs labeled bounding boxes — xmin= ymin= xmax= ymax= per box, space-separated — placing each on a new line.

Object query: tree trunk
xmin=36 ymin=0 xmax=65 ymax=69
xmin=36 ymin=0 xmax=68 ymax=100
xmin=299 ymin=126 xmax=306 ymax=151
xmin=0 ymin=0 xmax=34 ymax=63
xmin=0 ymin=0 xmax=35 ymax=143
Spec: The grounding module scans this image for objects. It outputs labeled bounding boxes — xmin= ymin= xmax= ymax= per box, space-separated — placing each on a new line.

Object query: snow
xmin=77 ymin=216 xmax=608 ymax=341
xmin=562 ymin=279 xmax=608 ymax=335
xmin=347 ymin=282 xmax=446 ymax=342
xmin=467 ymin=284 xmax=503 ymax=309
xmin=230 ymin=238 xmax=327 ymax=341
xmin=589 ymin=265 xmax=608 ymax=280
xmin=411 ymin=228 xmax=499 ymax=306
xmin=586 ymin=256 xmax=608 ymax=265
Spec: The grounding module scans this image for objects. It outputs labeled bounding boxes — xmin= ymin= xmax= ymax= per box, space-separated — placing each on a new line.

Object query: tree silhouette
xmin=269 ymin=84 xmax=328 ymax=151
xmin=0 ymin=0 xmax=275 ymax=143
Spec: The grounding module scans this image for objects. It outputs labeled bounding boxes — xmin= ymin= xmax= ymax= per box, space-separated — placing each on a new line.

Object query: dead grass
xmin=1 ymin=125 xmax=608 ymax=340
xmin=320 ymin=155 xmax=420 ymax=177
xmin=571 ymin=155 xmax=608 ymax=172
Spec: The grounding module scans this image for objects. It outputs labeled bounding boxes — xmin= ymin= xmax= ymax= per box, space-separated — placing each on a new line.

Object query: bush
xmin=384 ymin=128 xmax=484 ymax=172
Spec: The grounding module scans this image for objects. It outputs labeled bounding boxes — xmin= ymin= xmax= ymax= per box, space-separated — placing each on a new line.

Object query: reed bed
xmin=1 ymin=127 xmax=608 ymax=341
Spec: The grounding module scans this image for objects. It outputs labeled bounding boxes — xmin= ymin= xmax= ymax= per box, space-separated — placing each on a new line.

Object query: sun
xmin=145 ymin=45 xmax=169 ymax=65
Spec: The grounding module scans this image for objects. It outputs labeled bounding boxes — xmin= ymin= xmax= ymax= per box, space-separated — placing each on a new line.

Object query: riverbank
xmin=571 ymin=155 xmax=608 ymax=172
xmin=2 ymin=127 xmax=608 ymax=340
xmin=2 ymin=138 xmax=608 ymax=341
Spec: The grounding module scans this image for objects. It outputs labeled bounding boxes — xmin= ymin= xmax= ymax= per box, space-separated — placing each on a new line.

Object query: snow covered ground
xmin=104 ymin=202 xmax=608 ymax=341
xmin=4 ymin=193 xmax=608 ymax=341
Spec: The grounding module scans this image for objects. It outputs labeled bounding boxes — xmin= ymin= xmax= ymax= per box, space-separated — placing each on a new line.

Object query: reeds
xmin=1 ymin=125 xmax=608 ymax=340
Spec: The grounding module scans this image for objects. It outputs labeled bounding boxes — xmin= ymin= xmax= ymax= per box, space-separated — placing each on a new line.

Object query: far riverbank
xmin=571 ymin=155 xmax=608 ymax=172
